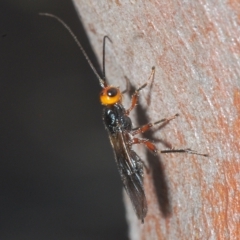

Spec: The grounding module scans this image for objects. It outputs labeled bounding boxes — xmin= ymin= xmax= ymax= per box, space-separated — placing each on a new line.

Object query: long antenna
xmin=102 ymin=36 xmax=112 ymax=81
xmin=39 ymin=13 xmax=106 ymax=88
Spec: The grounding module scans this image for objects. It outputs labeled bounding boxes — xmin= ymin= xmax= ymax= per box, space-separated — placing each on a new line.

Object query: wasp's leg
xmin=130 ymin=138 xmax=158 ymax=155
xmin=130 ymin=138 xmax=208 ymax=157
xmin=125 ymin=83 xmax=147 ymax=115
xmin=126 ymin=67 xmax=155 ymax=115
xmin=160 ymin=149 xmax=208 ymax=157
xmin=132 ymin=113 xmax=179 ymax=135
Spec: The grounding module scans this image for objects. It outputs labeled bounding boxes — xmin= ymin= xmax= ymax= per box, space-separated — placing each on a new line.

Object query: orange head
xmin=100 ymin=86 xmax=122 ymax=105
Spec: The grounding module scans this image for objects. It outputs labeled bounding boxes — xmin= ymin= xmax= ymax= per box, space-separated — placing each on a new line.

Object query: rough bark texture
xmin=73 ymin=1 xmax=240 ymax=239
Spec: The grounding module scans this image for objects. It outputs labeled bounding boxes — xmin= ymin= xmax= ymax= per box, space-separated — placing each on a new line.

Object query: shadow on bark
xmin=127 ymin=80 xmax=172 ymax=217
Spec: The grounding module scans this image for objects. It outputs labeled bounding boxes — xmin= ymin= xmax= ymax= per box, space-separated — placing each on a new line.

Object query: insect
xmin=39 ymin=13 xmax=208 ymax=223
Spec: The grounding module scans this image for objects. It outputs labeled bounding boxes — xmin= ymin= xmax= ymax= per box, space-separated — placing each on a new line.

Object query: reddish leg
xmin=132 ymin=114 xmax=179 ymax=136
xmin=125 ymin=83 xmax=147 ymax=115
xmin=126 ymin=67 xmax=155 ymax=115
xmin=130 ymin=138 xmax=158 ymax=155
xmin=130 ymin=112 xmax=208 ymax=157
xmin=130 ymin=137 xmax=208 ymax=157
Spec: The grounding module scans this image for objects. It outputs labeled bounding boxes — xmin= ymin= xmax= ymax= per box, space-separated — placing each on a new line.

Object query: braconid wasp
xmin=39 ymin=13 xmax=208 ymax=223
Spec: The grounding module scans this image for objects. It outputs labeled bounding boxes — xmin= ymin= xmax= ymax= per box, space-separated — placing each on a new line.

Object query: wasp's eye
xmin=107 ymin=88 xmax=118 ymax=97
xmin=100 ymin=86 xmax=121 ymax=105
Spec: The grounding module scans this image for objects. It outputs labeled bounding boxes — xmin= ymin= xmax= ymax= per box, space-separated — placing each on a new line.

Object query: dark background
xmin=0 ymin=1 xmax=128 ymax=239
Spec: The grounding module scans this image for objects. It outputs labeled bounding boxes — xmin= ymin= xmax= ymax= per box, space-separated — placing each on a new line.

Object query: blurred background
xmin=0 ymin=1 xmax=128 ymax=239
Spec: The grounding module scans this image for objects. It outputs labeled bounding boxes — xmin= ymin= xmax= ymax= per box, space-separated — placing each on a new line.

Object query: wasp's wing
xmin=109 ymin=131 xmax=147 ymax=222
xmin=122 ymin=150 xmax=148 ymax=222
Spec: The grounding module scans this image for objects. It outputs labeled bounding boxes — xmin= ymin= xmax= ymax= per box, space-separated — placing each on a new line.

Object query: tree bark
xmin=73 ymin=1 xmax=240 ymax=239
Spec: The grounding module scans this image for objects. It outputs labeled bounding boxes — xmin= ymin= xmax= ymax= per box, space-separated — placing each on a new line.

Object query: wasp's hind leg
xmin=126 ymin=67 xmax=155 ymax=115
xmin=130 ymin=137 xmax=158 ymax=155
xmin=130 ymin=137 xmax=208 ymax=157
xmin=130 ymin=113 xmax=208 ymax=157
xmin=160 ymin=149 xmax=208 ymax=157
xmin=129 ymin=114 xmax=179 ymax=155
xmin=131 ymin=113 xmax=179 ymax=135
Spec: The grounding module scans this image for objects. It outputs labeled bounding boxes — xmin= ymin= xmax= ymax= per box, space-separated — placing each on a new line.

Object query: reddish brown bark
xmin=73 ymin=0 xmax=240 ymax=239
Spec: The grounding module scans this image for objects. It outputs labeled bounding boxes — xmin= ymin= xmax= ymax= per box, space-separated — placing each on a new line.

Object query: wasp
xmin=39 ymin=13 xmax=208 ymax=223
